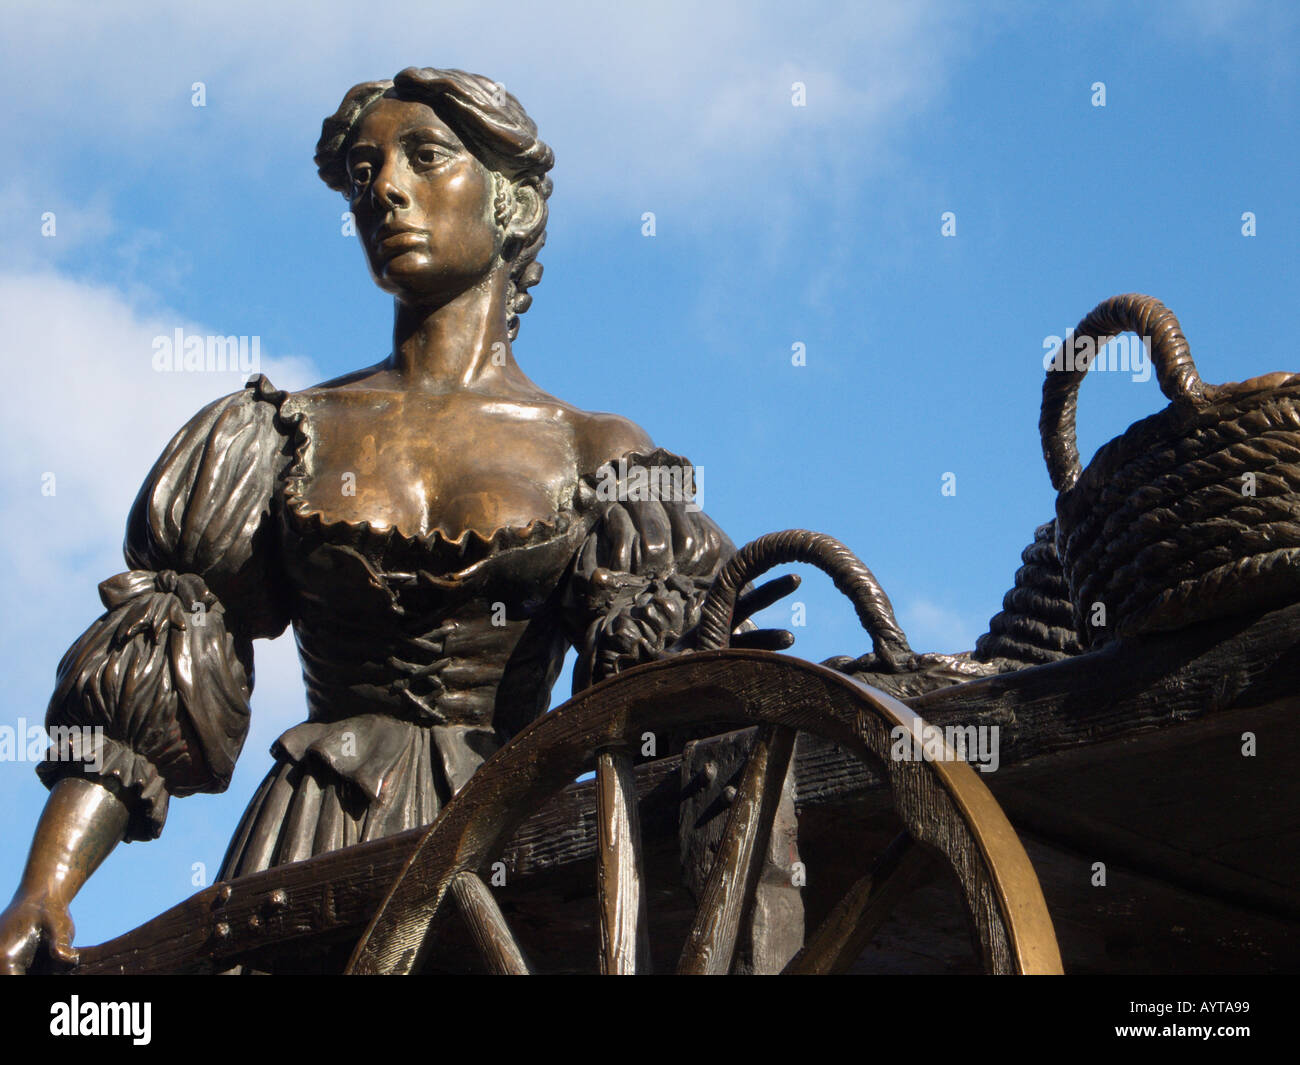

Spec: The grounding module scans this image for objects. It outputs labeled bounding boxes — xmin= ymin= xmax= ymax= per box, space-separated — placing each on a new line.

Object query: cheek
xmin=454 ymin=172 xmax=496 ymax=221
xmin=425 ymin=169 xmax=498 ymax=253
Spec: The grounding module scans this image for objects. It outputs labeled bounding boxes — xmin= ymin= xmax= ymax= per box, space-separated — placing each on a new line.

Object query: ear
xmin=502 ymin=181 xmax=544 ymax=246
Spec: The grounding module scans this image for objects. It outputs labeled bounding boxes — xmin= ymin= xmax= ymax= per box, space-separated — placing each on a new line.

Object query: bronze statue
xmin=12 ymin=64 xmax=1275 ymax=979
xmin=0 ymin=67 xmax=795 ymax=974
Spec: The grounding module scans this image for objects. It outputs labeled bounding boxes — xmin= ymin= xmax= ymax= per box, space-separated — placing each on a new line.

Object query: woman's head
xmin=316 ymin=68 xmax=554 ymax=339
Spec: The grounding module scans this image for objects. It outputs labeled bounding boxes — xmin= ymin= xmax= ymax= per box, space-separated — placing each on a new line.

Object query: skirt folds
xmin=217 ymin=715 xmax=498 ymax=880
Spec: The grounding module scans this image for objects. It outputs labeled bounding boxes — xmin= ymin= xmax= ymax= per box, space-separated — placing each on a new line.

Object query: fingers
xmin=44 ymin=909 xmax=78 ymax=969
xmin=730 ymin=628 xmax=796 ymax=651
xmin=0 ymin=922 xmax=40 ymax=976
xmin=733 ymin=574 xmax=802 ymax=627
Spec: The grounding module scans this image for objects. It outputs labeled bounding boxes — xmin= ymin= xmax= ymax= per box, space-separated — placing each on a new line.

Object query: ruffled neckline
xmin=243 ymin=374 xmax=700 ymax=577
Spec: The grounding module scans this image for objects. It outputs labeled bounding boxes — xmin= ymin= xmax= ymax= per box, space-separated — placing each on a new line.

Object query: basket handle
xmin=1040 ymin=294 xmax=1203 ymax=492
xmin=694 ymin=529 xmax=914 ymax=670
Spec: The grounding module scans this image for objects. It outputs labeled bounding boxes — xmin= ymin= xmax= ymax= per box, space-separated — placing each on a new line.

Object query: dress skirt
xmin=217 ymin=714 xmax=499 ymax=880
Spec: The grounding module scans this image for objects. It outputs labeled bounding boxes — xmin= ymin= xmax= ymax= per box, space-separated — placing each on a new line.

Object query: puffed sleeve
xmin=36 ymin=376 xmax=291 ymax=842
xmin=561 ymin=449 xmax=732 ymax=692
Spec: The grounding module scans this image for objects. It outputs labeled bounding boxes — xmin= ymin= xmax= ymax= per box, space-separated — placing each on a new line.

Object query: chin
xmin=382 ymin=264 xmax=488 ymax=306
xmin=369 ymin=254 xmax=427 ymax=294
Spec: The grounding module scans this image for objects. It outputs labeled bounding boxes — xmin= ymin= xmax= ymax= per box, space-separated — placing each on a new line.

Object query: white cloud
xmin=0 ymin=0 xmax=989 ymax=212
xmin=0 ymin=270 xmax=317 ymax=728
xmin=0 ymin=269 xmax=313 ymax=944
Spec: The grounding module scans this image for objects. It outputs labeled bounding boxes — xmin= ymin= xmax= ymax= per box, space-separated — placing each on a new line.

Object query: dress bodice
xmin=271 ymin=378 xmax=601 ymax=733
xmin=41 ymin=372 xmax=733 ymax=844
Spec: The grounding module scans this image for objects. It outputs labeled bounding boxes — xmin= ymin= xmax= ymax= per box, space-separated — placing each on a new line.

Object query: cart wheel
xmin=345 ymin=650 xmax=1062 ymax=975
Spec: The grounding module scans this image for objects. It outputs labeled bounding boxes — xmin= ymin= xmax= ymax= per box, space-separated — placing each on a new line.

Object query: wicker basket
xmin=1040 ymin=293 xmax=1300 ymax=647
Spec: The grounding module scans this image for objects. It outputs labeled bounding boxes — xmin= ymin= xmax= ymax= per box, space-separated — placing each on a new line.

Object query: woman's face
xmin=346 ymin=95 xmax=503 ymax=304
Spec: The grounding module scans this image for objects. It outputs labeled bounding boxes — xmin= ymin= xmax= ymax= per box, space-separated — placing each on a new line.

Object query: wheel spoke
xmin=783 ymin=831 xmax=938 ymax=974
xmin=677 ymin=723 xmax=797 ymax=975
xmin=348 ymin=651 xmax=1059 ymax=978
xmin=449 ymin=871 xmax=530 ymax=975
xmin=596 ymin=748 xmax=651 ymax=974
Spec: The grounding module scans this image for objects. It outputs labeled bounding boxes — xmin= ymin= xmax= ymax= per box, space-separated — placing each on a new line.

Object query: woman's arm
xmin=0 ymin=380 xmax=291 ymax=973
xmin=560 ymin=448 xmax=797 ymax=692
xmin=0 ymin=779 xmax=127 ymax=974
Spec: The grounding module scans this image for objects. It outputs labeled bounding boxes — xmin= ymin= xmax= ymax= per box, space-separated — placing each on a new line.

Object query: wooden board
xmin=73 ymin=600 xmax=1300 ymax=974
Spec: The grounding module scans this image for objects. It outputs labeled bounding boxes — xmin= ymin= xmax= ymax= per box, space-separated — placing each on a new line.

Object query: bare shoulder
xmin=294 ymin=360 xmax=391 ymax=397
xmin=564 ymin=406 xmax=655 ymax=476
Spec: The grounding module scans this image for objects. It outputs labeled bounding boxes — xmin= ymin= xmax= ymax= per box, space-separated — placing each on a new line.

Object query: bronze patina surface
xmin=0 ymin=67 xmax=797 ymax=974
xmin=8 ymin=63 xmax=1289 ymax=979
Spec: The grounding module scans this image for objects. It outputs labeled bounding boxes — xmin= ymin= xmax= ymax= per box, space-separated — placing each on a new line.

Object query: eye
xmin=349 ymin=162 xmax=373 ymax=189
xmin=412 ymin=144 xmax=452 ymax=170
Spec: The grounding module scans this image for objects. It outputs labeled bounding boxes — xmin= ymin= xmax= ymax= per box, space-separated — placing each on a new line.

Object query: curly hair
xmin=315 ymin=67 xmax=555 ymax=341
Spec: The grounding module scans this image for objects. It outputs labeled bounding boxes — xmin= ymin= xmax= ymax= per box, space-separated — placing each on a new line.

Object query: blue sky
xmin=1 ymin=0 xmax=1296 ymax=947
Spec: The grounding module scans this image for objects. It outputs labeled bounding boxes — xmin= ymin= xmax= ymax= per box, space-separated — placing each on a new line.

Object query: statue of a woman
xmin=0 ymin=67 xmax=790 ymax=973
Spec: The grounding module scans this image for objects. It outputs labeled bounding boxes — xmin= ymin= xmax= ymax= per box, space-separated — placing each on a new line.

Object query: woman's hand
xmin=0 ymin=777 xmax=128 ymax=975
xmin=0 ymin=893 xmax=77 ymax=975
xmin=725 ymin=573 xmax=801 ymax=651
xmin=674 ymin=573 xmax=803 ymax=654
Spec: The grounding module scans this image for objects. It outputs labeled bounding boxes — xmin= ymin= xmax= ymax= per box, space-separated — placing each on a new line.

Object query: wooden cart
xmin=69 ymin=588 xmax=1299 ymax=975
xmin=63 ymin=296 xmax=1300 ymax=976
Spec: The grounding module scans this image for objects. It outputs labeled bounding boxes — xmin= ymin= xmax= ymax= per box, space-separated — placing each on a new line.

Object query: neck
xmin=387 ymin=266 xmax=519 ymax=391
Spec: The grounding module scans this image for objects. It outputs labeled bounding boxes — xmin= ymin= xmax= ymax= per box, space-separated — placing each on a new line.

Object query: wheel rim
xmin=346 ymin=649 xmax=1063 ymax=975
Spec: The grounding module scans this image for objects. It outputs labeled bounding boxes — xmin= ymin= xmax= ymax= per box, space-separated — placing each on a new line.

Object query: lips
xmin=373 ymin=227 xmax=429 ymax=257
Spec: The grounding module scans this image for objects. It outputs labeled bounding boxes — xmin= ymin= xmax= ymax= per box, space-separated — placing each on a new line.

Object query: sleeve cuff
xmin=36 ymin=733 xmax=169 ymax=842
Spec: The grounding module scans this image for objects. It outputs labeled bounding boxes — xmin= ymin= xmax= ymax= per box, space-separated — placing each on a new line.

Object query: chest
xmin=283 ymin=389 xmax=582 ymax=541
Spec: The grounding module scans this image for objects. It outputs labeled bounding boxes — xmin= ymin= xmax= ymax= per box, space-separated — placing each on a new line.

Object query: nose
xmin=370 ymin=164 xmax=410 ymax=212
